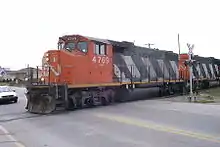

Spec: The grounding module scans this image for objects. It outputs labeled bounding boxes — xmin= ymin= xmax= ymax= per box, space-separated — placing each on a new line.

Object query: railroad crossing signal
xmin=184 ymin=44 xmax=196 ymax=66
xmin=187 ymin=43 xmax=194 ymax=55
xmin=184 ymin=59 xmax=196 ymax=66
xmin=186 ymin=43 xmax=195 ymax=101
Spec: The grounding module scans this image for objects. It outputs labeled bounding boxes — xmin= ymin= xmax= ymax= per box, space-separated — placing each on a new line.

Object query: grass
xmin=0 ymin=82 xmax=8 ymax=86
xmin=194 ymin=99 xmax=216 ymax=103
xmin=190 ymin=87 xmax=220 ymax=104
xmin=199 ymin=87 xmax=220 ymax=99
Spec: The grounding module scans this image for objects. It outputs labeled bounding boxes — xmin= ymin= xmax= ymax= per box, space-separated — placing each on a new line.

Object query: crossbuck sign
xmin=187 ymin=43 xmax=194 ymax=55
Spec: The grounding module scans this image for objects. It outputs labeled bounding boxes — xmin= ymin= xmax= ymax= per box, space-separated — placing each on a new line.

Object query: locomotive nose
xmin=41 ymin=50 xmax=61 ymax=82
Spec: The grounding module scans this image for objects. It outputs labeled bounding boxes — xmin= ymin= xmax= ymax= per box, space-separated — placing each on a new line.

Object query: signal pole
xmin=186 ymin=43 xmax=195 ymax=99
xmin=178 ymin=34 xmax=181 ymax=59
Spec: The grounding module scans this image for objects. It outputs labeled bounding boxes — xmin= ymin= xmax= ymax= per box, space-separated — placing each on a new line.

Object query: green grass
xmin=194 ymin=99 xmax=216 ymax=103
xmin=200 ymin=87 xmax=220 ymax=99
xmin=0 ymin=82 xmax=8 ymax=86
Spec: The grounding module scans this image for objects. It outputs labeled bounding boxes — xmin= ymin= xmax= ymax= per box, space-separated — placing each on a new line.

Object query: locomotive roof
xmin=85 ymin=36 xmax=175 ymax=54
xmin=85 ymin=36 xmax=135 ymax=48
xmin=84 ymin=35 xmax=137 ymax=49
xmin=85 ymin=36 xmax=111 ymax=44
xmin=61 ymin=34 xmax=176 ymax=54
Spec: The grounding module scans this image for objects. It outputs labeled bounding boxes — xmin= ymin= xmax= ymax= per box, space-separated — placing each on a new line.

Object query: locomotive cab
xmin=42 ymin=35 xmax=113 ymax=85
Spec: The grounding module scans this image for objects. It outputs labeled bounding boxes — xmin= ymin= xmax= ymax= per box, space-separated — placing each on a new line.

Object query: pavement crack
xmin=0 ymin=133 xmax=14 ymax=135
xmin=0 ymin=112 xmax=27 ymax=117
xmin=0 ymin=111 xmax=67 ymax=123
xmin=0 ymin=140 xmax=17 ymax=144
xmin=0 ymin=115 xmax=43 ymax=123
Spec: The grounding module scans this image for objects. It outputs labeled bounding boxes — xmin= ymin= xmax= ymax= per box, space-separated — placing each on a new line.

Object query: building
xmin=0 ymin=67 xmax=42 ymax=81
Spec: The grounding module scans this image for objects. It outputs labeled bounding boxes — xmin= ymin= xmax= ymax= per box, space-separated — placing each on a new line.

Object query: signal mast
xmin=185 ymin=43 xmax=196 ymax=100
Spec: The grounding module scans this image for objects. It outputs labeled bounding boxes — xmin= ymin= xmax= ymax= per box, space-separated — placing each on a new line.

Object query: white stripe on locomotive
xmin=113 ymin=64 xmax=130 ymax=82
xmin=202 ymin=63 xmax=210 ymax=79
xmin=120 ymin=55 xmax=141 ymax=78
xmin=169 ymin=60 xmax=179 ymax=79
xmin=196 ymin=64 xmax=202 ymax=78
xmin=157 ymin=59 xmax=169 ymax=79
xmin=209 ymin=64 xmax=216 ymax=79
xmin=141 ymin=57 xmax=157 ymax=81
xmin=214 ymin=64 xmax=219 ymax=75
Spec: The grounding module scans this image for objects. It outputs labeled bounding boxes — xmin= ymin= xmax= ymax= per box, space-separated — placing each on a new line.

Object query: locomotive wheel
xmin=75 ymin=97 xmax=83 ymax=109
xmin=86 ymin=97 xmax=95 ymax=107
xmin=66 ymin=96 xmax=76 ymax=110
xmin=101 ymin=97 xmax=109 ymax=106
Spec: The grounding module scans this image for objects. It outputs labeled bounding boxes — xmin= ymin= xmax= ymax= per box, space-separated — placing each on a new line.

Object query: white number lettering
xmin=105 ymin=57 xmax=109 ymax=64
xmin=92 ymin=56 xmax=110 ymax=65
xmin=98 ymin=56 xmax=101 ymax=63
xmin=92 ymin=56 xmax=96 ymax=63
xmin=101 ymin=57 xmax=105 ymax=64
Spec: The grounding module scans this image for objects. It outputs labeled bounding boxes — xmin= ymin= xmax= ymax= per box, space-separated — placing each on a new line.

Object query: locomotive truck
xmin=25 ymin=34 xmax=220 ymax=114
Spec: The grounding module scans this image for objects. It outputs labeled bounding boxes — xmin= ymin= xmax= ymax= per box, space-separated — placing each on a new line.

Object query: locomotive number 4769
xmin=92 ymin=56 xmax=110 ymax=65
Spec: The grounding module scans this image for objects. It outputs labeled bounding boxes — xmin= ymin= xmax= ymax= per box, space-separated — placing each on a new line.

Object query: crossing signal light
xmin=184 ymin=60 xmax=198 ymax=66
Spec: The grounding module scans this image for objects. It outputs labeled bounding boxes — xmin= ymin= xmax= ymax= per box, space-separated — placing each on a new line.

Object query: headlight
xmin=46 ymin=53 xmax=49 ymax=57
xmin=41 ymin=77 xmax=45 ymax=81
xmin=46 ymin=57 xmax=49 ymax=61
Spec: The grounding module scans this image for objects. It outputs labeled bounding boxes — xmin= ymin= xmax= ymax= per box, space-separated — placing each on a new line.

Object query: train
xmin=25 ymin=34 xmax=220 ymax=114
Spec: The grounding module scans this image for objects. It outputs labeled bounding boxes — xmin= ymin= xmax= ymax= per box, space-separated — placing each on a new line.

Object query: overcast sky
xmin=0 ymin=0 xmax=219 ymax=70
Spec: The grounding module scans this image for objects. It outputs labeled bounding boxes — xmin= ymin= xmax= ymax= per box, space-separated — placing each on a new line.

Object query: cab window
xmin=77 ymin=42 xmax=88 ymax=53
xmin=94 ymin=42 xmax=106 ymax=55
xmin=65 ymin=42 xmax=75 ymax=51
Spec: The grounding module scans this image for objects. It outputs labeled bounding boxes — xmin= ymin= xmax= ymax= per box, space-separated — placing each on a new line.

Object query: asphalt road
xmin=1 ymin=87 xmax=220 ymax=147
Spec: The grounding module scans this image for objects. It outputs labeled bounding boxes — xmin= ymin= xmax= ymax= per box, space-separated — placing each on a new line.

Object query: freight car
xmin=25 ymin=34 xmax=220 ymax=114
xmin=179 ymin=54 xmax=220 ymax=90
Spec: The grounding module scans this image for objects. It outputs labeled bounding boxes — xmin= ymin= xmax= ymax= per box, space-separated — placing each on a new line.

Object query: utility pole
xmin=145 ymin=43 xmax=154 ymax=49
xmin=27 ymin=64 xmax=29 ymax=79
xmin=186 ymin=43 xmax=195 ymax=100
xmin=178 ymin=34 xmax=181 ymax=59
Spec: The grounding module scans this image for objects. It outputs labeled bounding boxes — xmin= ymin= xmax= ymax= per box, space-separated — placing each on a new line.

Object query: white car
xmin=0 ymin=86 xmax=18 ymax=103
